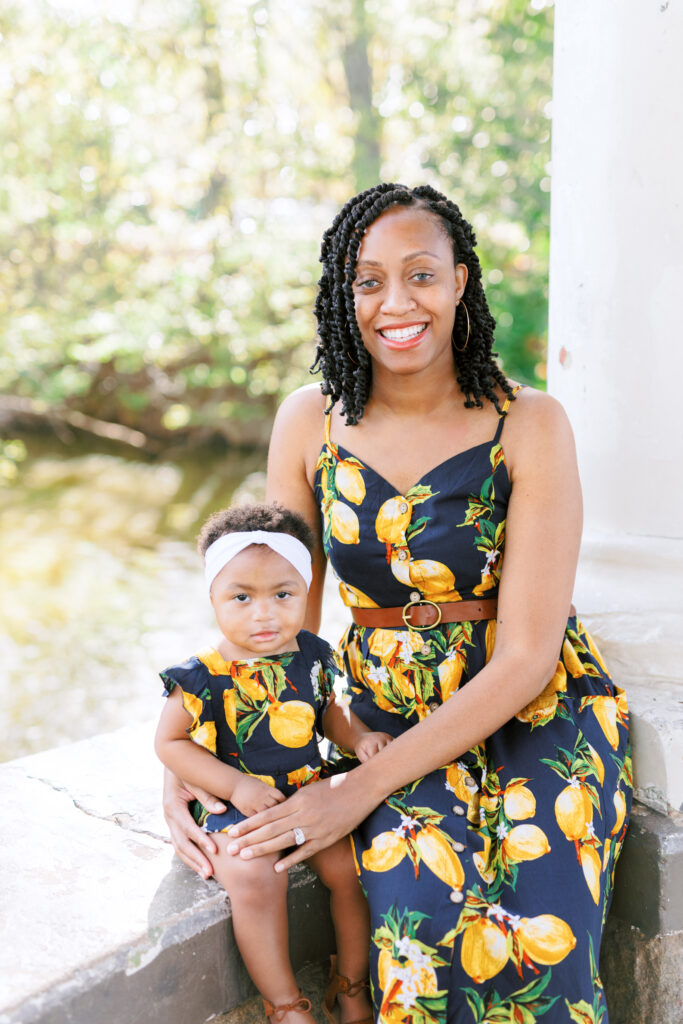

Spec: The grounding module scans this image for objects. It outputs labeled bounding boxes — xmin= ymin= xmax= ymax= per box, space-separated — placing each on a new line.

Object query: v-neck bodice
xmin=313 ymin=405 xmax=513 ymax=608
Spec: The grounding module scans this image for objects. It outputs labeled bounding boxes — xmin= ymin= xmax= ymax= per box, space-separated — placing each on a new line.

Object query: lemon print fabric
xmin=314 ymin=392 xmax=632 ymax=1022
xmin=159 ymin=629 xmax=340 ymax=832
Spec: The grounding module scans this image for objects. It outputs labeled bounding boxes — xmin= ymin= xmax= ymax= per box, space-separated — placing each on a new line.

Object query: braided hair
xmin=311 ymin=182 xmax=515 ymax=424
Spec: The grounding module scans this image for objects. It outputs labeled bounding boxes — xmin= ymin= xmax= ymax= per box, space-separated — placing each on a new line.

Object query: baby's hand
xmin=230 ymin=776 xmax=286 ymax=817
xmin=354 ymin=731 xmax=394 ymax=763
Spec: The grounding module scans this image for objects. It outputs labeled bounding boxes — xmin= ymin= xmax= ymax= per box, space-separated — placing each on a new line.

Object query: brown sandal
xmin=323 ymin=955 xmax=373 ymax=1024
xmin=263 ymin=990 xmax=312 ymax=1022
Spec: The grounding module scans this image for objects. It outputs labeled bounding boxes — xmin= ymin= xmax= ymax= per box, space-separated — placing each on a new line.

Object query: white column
xmin=548 ymin=0 xmax=683 ymax=814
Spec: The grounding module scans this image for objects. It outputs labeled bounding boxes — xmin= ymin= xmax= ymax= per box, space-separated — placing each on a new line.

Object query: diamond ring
xmin=293 ymin=827 xmax=306 ymax=846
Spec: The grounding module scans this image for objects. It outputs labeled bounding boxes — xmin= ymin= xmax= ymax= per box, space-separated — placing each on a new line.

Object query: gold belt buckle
xmin=402 ymin=598 xmax=442 ymax=631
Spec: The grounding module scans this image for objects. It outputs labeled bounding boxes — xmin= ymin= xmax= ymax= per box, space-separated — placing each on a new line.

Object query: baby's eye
xmin=234 ymin=593 xmax=250 ymax=603
xmin=275 ymin=590 xmax=292 ymax=600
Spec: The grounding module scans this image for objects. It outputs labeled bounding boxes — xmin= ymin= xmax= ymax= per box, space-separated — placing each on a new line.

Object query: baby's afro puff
xmin=197 ymin=502 xmax=314 ymax=558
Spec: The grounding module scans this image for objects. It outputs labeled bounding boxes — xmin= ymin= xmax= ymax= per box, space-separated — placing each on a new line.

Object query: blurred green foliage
xmin=0 ymin=0 xmax=553 ymax=450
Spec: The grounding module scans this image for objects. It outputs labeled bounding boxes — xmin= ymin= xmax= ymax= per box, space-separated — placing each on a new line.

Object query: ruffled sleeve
xmin=159 ymin=657 xmax=217 ymax=754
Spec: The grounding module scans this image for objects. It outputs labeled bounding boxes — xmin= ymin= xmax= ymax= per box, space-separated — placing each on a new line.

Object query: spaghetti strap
xmin=493 ymin=384 xmax=524 ymax=444
xmin=323 ymin=400 xmax=333 ymax=445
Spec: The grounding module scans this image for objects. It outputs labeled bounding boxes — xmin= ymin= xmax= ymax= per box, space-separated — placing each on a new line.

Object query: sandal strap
xmin=263 ymin=991 xmax=312 ymax=1021
xmin=324 ymin=957 xmax=370 ymax=1010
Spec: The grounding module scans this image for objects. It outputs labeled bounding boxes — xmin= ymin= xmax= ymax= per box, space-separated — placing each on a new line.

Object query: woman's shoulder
xmin=275 ymin=382 xmax=328 ymax=426
xmin=501 ymin=384 xmax=576 ymax=474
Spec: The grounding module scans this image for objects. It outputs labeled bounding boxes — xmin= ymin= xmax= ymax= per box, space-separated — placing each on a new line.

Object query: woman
xmin=165 ymin=183 xmax=632 ymax=1023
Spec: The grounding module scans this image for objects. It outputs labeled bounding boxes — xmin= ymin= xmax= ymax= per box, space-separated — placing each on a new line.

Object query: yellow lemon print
xmin=592 ymin=696 xmax=620 ymax=750
xmin=179 ymin=689 xmax=203 ymax=729
xmin=445 ymin=762 xmax=476 ymax=803
xmin=267 ymin=700 xmax=315 ymax=747
xmin=287 ymin=765 xmax=317 ymax=788
xmin=602 ymin=837 xmax=612 ymax=871
xmin=338 ymin=581 xmax=378 ymax=608
xmin=407 ymin=558 xmax=457 ymax=595
xmin=584 ymin=630 xmax=608 ymax=672
xmin=460 ymin=917 xmax=509 ymax=984
xmin=485 ymin=620 xmax=497 ymax=663
xmin=555 ymin=783 xmax=593 ymax=841
xmin=375 ymin=496 xmax=413 ymax=545
xmin=611 ymin=789 xmax=627 ymax=836
xmin=327 ymin=500 xmax=360 ymax=544
xmin=473 ymin=835 xmax=496 ymax=885
xmin=197 ymin=647 xmax=230 ymax=676
xmin=502 ymin=824 xmax=550 ymax=861
xmin=190 ymin=720 xmax=217 ymax=754
xmin=580 ymin=845 xmax=601 ymax=905
xmin=502 ymin=782 xmax=536 ymax=821
xmin=516 ymin=662 xmax=567 ymax=727
xmin=232 ymin=666 xmax=266 ymax=702
xmin=438 ymin=653 xmax=463 ymax=701
xmin=223 ymin=689 xmax=237 ymax=734
xmin=562 ymin=638 xmax=586 ymax=678
xmin=362 ymin=830 xmax=407 ymax=872
xmin=415 ymin=824 xmax=465 ymax=889
xmin=517 ymin=914 xmax=577 ymax=965
xmin=335 ymin=460 xmax=366 ymax=505
xmin=586 ymin=742 xmax=605 ymax=785
xmin=473 ymin=572 xmax=495 ymax=597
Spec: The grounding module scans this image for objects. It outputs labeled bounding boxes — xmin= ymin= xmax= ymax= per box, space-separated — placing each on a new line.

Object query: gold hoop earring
xmin=453 ymin=299 xmax=470 ymax=352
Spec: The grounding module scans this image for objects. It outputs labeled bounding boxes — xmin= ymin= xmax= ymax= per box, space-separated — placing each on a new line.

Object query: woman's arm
xmin=227 ymin=391 xmax=583 ymax=868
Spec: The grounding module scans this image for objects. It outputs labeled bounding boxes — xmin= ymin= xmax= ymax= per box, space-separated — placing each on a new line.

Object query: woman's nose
xmin=380 ymin=277 xmax=416 ymax=315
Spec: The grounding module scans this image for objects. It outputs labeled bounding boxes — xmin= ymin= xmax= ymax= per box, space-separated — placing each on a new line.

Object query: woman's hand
xmin=226 ymin=771 xmax=378 ymax=872
xmin=162 ymin=769 xmax=226 ymax=879
xmin=230 ymin=776 xmax=286 ymax=818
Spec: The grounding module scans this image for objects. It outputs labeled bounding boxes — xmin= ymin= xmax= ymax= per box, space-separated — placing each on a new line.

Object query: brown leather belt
xmin=351 ymin=598 xmax=497 ymax=631
xmin=351 ymin=599 xmax=577 ymax=631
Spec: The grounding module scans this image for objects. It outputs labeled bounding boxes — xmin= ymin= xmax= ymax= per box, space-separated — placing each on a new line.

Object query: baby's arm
xmin=322 ymin=693 xmax=393 ymax=764
xmin=155 ymin=689 xmax=285 ymax=817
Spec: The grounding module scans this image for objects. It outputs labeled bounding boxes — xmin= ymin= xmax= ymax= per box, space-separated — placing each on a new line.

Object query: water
xmin=0 ymin=439 xmax=269 ymax=762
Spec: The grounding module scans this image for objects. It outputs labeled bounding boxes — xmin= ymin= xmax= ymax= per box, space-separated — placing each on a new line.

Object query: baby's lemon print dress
xmin=160 ymin=630 xmax=340 ymax=829
xmin=314 ymin=391 xmax=631 ymax=1024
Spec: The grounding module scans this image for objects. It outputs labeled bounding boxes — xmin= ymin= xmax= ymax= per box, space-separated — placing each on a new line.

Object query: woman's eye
xmin=356 ymin=277 xmax=379 ymax=290
xmin=413 ymin=271 xmax=433 ymax=282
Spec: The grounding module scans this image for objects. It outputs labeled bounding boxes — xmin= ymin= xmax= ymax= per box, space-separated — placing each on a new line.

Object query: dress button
xmin=410 ymin=591 xmax=421 ymax=602
xmin=452 ymin=841 xmax=465 ymax=853
xmin=399 ymin=501 xmax=409 ymax=514
xmin=420 ymin=643 xmax=431 ymax=656
xmin=452 ymin=805 xmax=466 ymax=816
xmin=449 ymin=890 xmax=464 ymax=904
xmin=428 ymin=700 xmax=440 ymax=713
xmin=398 ymin=549 xmax=408 ymax=561
xmin=465 ymin=777 xmax=478 ymax=790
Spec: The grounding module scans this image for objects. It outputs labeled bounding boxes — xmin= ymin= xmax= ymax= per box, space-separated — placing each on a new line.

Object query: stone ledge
xmin=1 ymin=719 xmax=680 ymax=1024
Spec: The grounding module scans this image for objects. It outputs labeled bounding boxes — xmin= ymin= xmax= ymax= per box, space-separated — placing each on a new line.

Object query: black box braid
xmin=311 ymin=182 xmax=515 ymax=424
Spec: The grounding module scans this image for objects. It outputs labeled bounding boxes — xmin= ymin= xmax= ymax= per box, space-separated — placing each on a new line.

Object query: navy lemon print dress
xmin=314 ymin=390 xmax=631 ymax=1024
xmin=160 ymin=630 xmax=340 ymax=830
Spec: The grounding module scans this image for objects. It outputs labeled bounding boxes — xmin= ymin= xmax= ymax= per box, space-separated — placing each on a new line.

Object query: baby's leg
xmin=211 ymin=835 xmax=314 ymax=1024
xmin=308 ymin=839 xmax=372 ymax=1024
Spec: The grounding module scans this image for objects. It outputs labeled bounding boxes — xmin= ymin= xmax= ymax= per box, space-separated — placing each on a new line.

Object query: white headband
xmin=204 ymin=531 xmax=313 ymax=594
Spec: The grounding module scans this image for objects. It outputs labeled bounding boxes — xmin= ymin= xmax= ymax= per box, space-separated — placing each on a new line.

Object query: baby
xmin=155 ymin=502 xmax=392 ymax=1024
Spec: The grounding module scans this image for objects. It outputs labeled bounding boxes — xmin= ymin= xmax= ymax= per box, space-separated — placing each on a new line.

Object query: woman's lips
xmin=377 ymin=322 xmax=428 ymax=347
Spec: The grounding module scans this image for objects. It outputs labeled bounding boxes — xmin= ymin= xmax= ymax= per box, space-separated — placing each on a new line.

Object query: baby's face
xmin=209 ymin=543 xmax=308 ymax=659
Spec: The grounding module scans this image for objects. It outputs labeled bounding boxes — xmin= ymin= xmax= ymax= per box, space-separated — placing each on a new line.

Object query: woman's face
xmin=351 ymin=205 xmax=467 ymax=380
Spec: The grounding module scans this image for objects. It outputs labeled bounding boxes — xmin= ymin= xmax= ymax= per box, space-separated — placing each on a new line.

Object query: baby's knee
xmin=213 ymin=842 xmax=286 ymax=905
